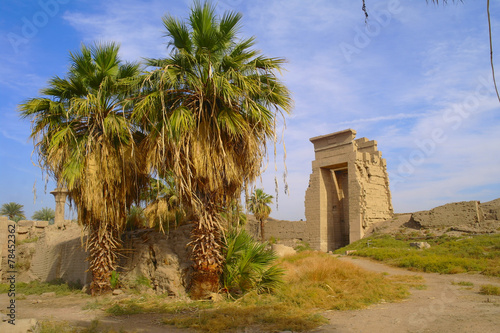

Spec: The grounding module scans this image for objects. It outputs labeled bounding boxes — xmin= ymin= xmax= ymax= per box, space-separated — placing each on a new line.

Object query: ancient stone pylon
xmin=50 ymin=187 xmax=69 ymax=227
xmin=304 ymin=129 xmax=393 ymax=251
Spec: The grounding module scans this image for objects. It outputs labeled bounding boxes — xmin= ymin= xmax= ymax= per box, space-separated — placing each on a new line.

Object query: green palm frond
xmin=32 ymin=207 xmax=55 ymax=223
xmin=222 ymin=229 xmax=284 ymax=295
xmin=0 ymin=202 xmax=26 ymax=221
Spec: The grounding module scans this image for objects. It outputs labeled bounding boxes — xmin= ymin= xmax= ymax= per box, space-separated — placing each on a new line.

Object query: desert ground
xmin=1 ymin=254 xmax=499 ymax=333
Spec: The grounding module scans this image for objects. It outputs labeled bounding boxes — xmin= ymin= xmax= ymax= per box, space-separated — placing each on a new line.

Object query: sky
xmin=0 ymin=0 xmax=499 ymax=221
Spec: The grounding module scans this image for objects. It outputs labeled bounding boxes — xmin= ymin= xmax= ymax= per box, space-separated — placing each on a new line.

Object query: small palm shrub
xmin=222 ymin=229 xmax=284 ymax=295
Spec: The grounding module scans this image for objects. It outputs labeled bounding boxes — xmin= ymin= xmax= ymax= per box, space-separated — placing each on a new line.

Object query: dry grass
xmin=277 ymin=251 xmax=412 ymax=310
xmin=480 ymin=284 xmax=500 ymax=296
xmin=40 ymin=320 xmax=124 ymax=333
xmin=103 ymin=251 xmax=418 ymax=332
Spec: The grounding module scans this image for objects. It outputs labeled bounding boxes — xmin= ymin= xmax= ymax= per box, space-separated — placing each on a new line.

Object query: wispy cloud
xmin=62 ymin=0 xmax=187 ymax=61
xmin=1 ymin=130 xmax=28 ymax=145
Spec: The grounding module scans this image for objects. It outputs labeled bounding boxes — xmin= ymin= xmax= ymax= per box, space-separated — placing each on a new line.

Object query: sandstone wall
xmin=0 ymin=216 xmax=15 ymax=282
xmin=0 ymin=217 xmax=192 ymax=295
xmin=29 ymin=225 xmax=90 ymax=285
xmin=411 ymin=201 xmax=484 ymax=228
xmin=245 ymin=215 xmax=306 ymax=247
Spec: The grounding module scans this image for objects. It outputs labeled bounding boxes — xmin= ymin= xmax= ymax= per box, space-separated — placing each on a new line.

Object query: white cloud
xmin=62 ymin=0 xmax=190 ymax=62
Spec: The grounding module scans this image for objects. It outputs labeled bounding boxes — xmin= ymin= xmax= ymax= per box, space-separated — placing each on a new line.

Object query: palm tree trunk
xmin=189 ymin=205 xmax=224 ymax=299
xmin=87 ymin=222 xmax=121 ymax=295
xmin=260 ymin=218 xmax=265 ymax=241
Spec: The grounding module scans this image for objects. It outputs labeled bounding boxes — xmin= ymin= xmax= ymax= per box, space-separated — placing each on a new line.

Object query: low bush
xmin=222 ymin=229 xmax=284 ymax=295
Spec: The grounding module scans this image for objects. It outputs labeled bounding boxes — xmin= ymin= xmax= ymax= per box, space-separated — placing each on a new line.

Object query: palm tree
xmin=247 ymin=189 xmax=273 ymax=241
xmin=143 ymin=176 xmax=187 ymax=233
xmin=133 ymin=1 xmax=292 ymax=298
xmin=0 ymin=202 xmax=26 ymax=221
xmin=19 ymin=42 xmax=148 ymax=295
xmin=32 ymin=207 xmax=55 ymax=223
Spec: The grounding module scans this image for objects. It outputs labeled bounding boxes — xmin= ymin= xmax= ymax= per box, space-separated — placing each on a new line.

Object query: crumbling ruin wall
xmin=29 ymin=224 xmax=90 ymax=285
xmin=0 ymin=217 xmax=191 ymax=295
xmin=411 ymin=201 xmax=484 ymax=228
xmin=355 ymin=138 xmax=393 ymax=226
xmin=245 ymin=216 xmax=307 ymax=247
xmin=304 ymin=129 xmax=393 ymax=251
xmin=118 ymin=225 xmax=192 ymax=297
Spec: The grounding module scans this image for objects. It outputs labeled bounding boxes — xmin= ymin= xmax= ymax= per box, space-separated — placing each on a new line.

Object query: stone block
xmin=34 ymin=220 xmax=49 ymax=228
xmin=410 ymin=242 xmax=431 ymax=249
xmin=17 ymin=227 xmax=29 ymax=234
xmin=18 ymin=220 xmax=34 ymax=228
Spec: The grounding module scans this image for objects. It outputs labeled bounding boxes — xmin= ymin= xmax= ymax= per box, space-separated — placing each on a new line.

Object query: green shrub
xmin=110 ymin=271 xmax=121 ymax=289
xmin=222 ymin=229 xmax=284 ymax=295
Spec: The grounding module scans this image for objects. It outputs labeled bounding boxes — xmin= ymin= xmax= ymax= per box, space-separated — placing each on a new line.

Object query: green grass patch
xmin=335 ymin=234 xmax=500 ymax=277
xmin=100 ymin=251 xmax=416 ymax=332
xmin=17 ymin=236 xmax=39 ymax=245
xmin=0 ymin=279 xmax=82 ymax=295
xmin=452 ymin=281 xmax=474 ymax=287
xmin=480 ymin=284 xmax=500 ymax=296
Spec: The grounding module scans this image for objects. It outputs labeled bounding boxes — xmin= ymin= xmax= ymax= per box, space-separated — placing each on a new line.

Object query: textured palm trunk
xmin=260 ymin=218 xmax=265 ymax=241
xmin=189 ymin=207 xmax=224 ymax=299
xmin=87 ymin=223 xmax=121 ymax=295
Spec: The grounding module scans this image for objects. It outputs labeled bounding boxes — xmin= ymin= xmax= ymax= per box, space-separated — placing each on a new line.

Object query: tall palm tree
xmin=32 ymin=207 xmax=55 ymax=223
xmin=133 ymin=1 xmax=292 ymax=298
xmin=19 ymin=42 xmax=148 ymax=295
xmin=247 ymin=189 xmax=273 ymax=241
xmin=0 ymin=202 xmax=26 ymax=221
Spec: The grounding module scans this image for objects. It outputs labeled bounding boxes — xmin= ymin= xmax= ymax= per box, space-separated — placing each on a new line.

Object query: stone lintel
xmin=310 ymin=129 xmax=356 ymax=151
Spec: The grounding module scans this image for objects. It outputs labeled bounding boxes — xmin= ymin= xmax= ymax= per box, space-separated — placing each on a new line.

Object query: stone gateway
xmin=304 ymin=129 xmax=393 ymax=251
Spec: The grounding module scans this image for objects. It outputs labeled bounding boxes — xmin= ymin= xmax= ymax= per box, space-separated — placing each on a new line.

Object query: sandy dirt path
xmin=2 ymin=257 xmax=499 ymax=332
xmin=313 ymin=256 xmax=500 ymax=333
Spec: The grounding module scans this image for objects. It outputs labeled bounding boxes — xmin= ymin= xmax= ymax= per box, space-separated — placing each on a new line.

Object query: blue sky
xmin=0 ymin=0 xmax=499 ymax=221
